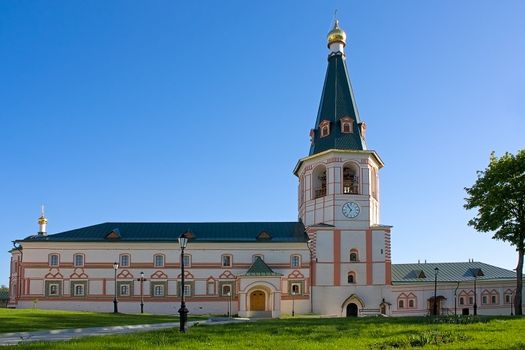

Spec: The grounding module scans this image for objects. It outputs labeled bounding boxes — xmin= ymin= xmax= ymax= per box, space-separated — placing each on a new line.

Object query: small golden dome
xmin=38 ymin=215 xmax=48 ymax=224
xmin=327 ymin=20 xmax=346 ymax=47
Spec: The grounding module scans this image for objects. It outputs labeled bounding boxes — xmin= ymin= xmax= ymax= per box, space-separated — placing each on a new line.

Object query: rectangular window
xmin=154 ymin=285 xmax=164 ymax=297
xmin=222 ymin=255 xmax=232 ymax=267
xmin=183 ymin=284 xmax=191 ymax=297
xmin=207 ymin=282 xmax=215 ymax=295
xmin=291 ymin=283 xmax=300 ymax=295
xmin=120 ymin=255 xmax=130 ymax=267
xmin=468 ymin=297 xmax=474 ymax=305
xmin=183 ymin=255 xmax=190 ymax=267
xmin=491 ymin=295 xmax=497 ymax=304
xmin=120 ymin=284 xmax=130 ymax=296
xmin=73 ymin=284 xmax=85 ymax=296
xmin=49 ymin=283 xmax=59 ymax=296
xmin=459 ymin=297 xmax=464 ymax=305
xmin=154 ymin=255 xmax=164 ymax=267
xmin=482 ymin=296 xmax=487 ymax=304
xmin=49 ymin=254 xmax=59 ymax=267
xmin=291 ymin=255 xmax=300 ymax=268
xmin=408 ymin=299 xmax=415 ymax=308
xmin=505 ymin=294 xmax=511 ymax=304
xmin=74 ymin=254 xmax=84 ymax=267
xmin=221 ymin=284 xmax=232 ymax=296
xmin=398 ymin=300 xmax=404 ymax=309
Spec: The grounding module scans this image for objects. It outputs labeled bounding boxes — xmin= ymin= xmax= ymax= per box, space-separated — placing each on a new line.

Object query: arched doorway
xmin=346 ymin=303 xmax=358 ymax=317
xmin=250 ymin=290 xmax=266 ymax=311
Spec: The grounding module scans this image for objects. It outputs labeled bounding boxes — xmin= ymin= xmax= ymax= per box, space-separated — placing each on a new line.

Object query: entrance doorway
xmin=346 ymin=303 xmax=358 ymax=317
xmin=250 ymin=291 xmax=266 ymax=311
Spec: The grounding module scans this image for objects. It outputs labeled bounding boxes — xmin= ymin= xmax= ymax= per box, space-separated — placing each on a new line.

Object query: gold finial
xmin=327 ymin=18 xmax=347 ymax=48
xmin=38 ymin=205 xmax=48 ymax=224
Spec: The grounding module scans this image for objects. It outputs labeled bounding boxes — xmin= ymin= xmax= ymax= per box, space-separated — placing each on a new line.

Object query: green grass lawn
xmin=0 ymin=308 xmax=201 ymax=333
xmin=4 ymin=313 xmax=525 ymax=349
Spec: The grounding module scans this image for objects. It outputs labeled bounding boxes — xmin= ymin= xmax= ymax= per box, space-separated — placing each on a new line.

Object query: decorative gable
xmin=151 ymin=270 xmax=168 ymax=279
xmin=219 ymin=270 xmax=236 ymax=279
xmin=105 ymin=229 xmax=121 ymax=240
xmin=256 ymin=231 xmax=272 ymax=240
xmin=117 ymin=270 xmax=133 ymax=279
xmin=288 ymin=270 xmax=305 ymax=279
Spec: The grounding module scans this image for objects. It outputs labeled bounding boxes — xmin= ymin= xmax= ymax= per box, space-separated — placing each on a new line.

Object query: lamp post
xmin=137 ymin=271 xmax=146 ymax=314
xmin=454 ymin=281 xmax=460 ymax=316
xmin=306 ymin=239 xmax=314 ymax=313
xmin=292 ymin=291 xmax=296 ymax=317
xmin=113 ymin=262 xmax=119 ymax=313
xmin=433 ymin=267 xmax=439 ymax=316
xmin=178 ymin=233 xmax=189 ymax=333
xmin=473 ymin=274 xmax=478 ymax=316
xmin=227 ymin=291 xmax=232 ymax=318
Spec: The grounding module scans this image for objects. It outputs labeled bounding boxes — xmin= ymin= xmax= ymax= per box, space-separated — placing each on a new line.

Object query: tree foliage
xmin=464 ymin=149 xmax=525 ymax=315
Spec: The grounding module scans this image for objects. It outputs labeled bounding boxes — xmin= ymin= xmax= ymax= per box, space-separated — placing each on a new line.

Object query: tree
xmin=464 ymin=150 xmax=525 ymax=315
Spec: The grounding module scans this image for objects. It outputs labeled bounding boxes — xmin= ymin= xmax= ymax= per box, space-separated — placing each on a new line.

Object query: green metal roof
xmin=309 ymin=52 xmax=367 ymax=156
xmin=244 ymin=257 xmax=282 ymax=276
xmin=392 ymin=262 xmax=517 ymax=284
xmin=17 ymin=222 xmax=307 ymax=243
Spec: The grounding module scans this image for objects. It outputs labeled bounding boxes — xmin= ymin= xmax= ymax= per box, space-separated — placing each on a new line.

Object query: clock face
xmin=342 ymin=201 xmax=360 ymax=218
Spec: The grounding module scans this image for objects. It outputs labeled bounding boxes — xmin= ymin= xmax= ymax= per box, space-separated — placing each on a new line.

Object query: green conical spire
xmin=309 ymin=21 xmax=366 ymax=156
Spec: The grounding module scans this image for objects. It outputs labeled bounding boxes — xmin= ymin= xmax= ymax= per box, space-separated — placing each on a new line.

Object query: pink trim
xmin=334 ymin=230 xmax=341 ymax=286
xmin=366 ymin=229 xmax=373 ymax=285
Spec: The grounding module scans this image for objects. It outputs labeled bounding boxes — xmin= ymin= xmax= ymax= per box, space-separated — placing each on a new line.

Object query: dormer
xmin=309 ymin=129 xmax=315 ymax=143
xmin=340 ymin=117 xmax=354 ymax=133
xmin=319 ymin=120 xmax=331 ymax=138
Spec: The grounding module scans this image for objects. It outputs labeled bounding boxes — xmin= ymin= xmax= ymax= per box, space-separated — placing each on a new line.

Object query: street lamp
xmin=137 ymin=271 xmax=146 ymax=314
xmin=472 ymin=268 xmax=484 ymax=316
xmin=292 ymin=290 xmax=296 ymax=317
xmin=226 ymin=291 xmax=232 ymax=318
xmin=433 ymin=267 xmax=439 ymax=316
xmin=178 ymin=233 xmax=189 ymax=333
xmin=113 ymin=262 xmax=119 ymax=313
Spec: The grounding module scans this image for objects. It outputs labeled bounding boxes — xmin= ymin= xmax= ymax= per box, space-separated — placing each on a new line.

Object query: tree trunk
xmin=516 ymin=246 xmax=524 ymax=316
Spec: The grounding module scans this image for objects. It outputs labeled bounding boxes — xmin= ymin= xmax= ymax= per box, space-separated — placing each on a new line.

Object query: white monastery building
xmin=8 ymin=21 xmax=521 ymax=318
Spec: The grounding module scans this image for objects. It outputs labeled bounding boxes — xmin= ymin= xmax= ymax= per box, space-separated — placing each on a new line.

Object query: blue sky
xmin=1 ymin=1 xmax=524 ymax=286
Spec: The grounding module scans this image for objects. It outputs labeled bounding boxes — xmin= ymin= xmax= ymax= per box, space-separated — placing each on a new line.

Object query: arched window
xmin=73 ymin=253 xmax=84 ymax=267
xmin=340 ymin=117 xmax=353 ymax=134
xmin=312 ymin=165 xmax=327 ymax=199
xmin=398 ymin=300 xmax=404 ymax=309
xmin=459 ymin=297 xmax=465 ymax=305
xmin=319 ymin=120 xmax=330 ymax=138
xmin=343 ymin=163 xmax=359 ymax=194
xmin=504 ymin=289 xmax=514 ymax=304
xmin=347 ymin=272 xmax=356 ymax=284
xmin=490 ymin=290 xmax=499 ymax=304
xmin=407 ymin=293 xmax=417 ymax=308
xmin=49 ymin=254 xmax=59 ymax=267
xmin=153 ymin=254 xmax=165 ymax=267
xmin=371 ymin=167 xmax=378 ymax=199
xmin=349 ymin=249 xmax=359 ymax=262
xmin=397 ymin=293 xmax=408 ymax=309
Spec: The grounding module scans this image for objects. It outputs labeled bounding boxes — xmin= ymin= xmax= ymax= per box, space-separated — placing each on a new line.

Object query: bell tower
xmin=294 ymin=20 xmax=392 ymax=316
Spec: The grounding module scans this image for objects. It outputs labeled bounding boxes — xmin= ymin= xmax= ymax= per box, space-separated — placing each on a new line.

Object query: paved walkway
xmin=0 ymin=318 xmax=247 ymax=346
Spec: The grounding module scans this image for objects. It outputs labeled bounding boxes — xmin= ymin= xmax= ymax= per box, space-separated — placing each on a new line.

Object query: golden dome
xmin=38 ymin=215 xmax=48 ymax=224
xmin=327 ymin=20 xmax=346 ymax=47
